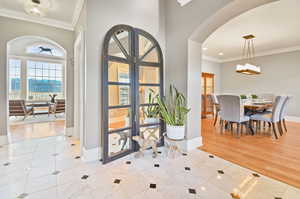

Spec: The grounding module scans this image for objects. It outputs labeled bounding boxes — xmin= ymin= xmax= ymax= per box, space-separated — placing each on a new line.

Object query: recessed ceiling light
xmin=218 ymin=52 xmax=224 ymax=56
xmin=202 ymin=47 xmax=208 ymax=51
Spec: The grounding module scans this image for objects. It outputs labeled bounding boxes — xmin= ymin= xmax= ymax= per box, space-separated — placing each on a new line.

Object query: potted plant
xmin=156 ymin=85 xmax=190 ymax=140
xmin=143 ymin=89 xmax=159 ymax=124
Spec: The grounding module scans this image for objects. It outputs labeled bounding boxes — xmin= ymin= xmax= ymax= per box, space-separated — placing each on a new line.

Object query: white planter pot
xmin=166 ymin=125 xmax=185 ymax=140
xmin=144 ymin=118 xmax=159 ymax=124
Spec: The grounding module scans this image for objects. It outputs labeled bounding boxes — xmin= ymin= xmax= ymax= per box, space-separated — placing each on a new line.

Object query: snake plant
xmin=143 ymin=89 xmax=159 ymax=118
xmin=156 ymin=85 xmax=190 ymax=126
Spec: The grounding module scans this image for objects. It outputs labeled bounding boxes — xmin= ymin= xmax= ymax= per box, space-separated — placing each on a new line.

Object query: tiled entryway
xmin=0 ymin=135 xmax=299 ymax=199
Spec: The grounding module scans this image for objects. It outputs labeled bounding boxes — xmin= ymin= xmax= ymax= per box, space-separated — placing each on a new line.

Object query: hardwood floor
xmin=200 ymin=118 xmax=300 ymax=189
xmin=9 ymin=120 xmax=65 ymax=143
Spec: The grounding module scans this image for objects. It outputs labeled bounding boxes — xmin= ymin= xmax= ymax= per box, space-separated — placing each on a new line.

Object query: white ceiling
xmin=203 ymin=0 xmax=300 ymax=62
xmin=0 ymin=0 xmax=84 ymax=30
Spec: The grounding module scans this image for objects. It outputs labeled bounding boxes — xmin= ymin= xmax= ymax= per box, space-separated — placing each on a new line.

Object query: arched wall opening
xmin=184 ymin=0 xmax=278 ymax=149
xmin=6 ymin=35 xmax=68 ymax=142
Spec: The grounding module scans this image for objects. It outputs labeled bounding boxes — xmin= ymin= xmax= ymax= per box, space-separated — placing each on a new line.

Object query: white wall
xmin=202 ymin=59 xmax=222 ymax=94
xmin=221 ymin=51 xmax=300 ymax=117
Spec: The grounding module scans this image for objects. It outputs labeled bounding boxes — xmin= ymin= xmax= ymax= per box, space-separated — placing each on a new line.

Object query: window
xmin=9 ymin=59 xmax=21 ymax=99
xmin=27 ymin=61 xmax=64 ymax=101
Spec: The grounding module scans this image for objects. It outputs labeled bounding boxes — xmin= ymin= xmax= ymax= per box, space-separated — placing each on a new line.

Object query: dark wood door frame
xmin=102 ymin=24 xmax=164 ymax=164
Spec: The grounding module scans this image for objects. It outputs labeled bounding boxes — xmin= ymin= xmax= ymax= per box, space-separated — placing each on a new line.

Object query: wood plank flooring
xmin=9 ymin=120 xmax=65 ymax=142
xmin=199 ymin=118 xmax=300 ymax=188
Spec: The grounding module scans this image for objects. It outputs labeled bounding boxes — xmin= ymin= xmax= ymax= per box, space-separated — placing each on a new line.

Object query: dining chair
xmin=250 ymin=96 xmax=286 ymax=139
xmin=218 ymin=95 xmax=250 ymax=137
xmin=209 ymin=94 xmax=220 ymax=126
xmin=279 ymin=96 xmax=292 ymax=133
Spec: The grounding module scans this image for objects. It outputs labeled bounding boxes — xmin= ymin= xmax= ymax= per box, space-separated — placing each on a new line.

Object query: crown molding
xmin=72 ymin=0 xmax=85 ymax=28
xmin=204 ymin=45 xmax=300 ymax=63
xmin=0 ymin=8 xmax=74 ymax=31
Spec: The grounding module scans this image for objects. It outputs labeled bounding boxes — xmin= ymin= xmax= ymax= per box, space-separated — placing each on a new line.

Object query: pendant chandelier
xmin=236 ymin=34 xmax=261 ymax=75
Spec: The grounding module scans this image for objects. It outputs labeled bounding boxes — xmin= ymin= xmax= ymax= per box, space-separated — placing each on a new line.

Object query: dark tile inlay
xmin=126 ymin=161 xmax=131 ymax=165
xmin=252 ymin=173 xmax=260 ymax=177
xmin=154 ymin=164 xmax=160 ymax=168
xmin=16 ymin=193 xmax=28 ymax=199
xmin=52 ymin=171 xmax=60 ymax=175
xmin=182 ymin=153 xmax=188 ymax=156
xmin=149 ymin=183 xmax=156 ymax=189
xmin=230 ymin=193 xmax=241 ymax=199
xmin=209 ymin=155 xmax=214 ymax=158
xmin=52 ymin=153 xmax=59 ymax=156
xmin=157 ymin=151 xmax=162 ymax=154
xmin=274 ymin=197 xmax=282 ymax=199
xmin=218 ymin=170 xmax=224 ymax=174
xmin=188 ymin=188 xmax=196 ymax=194
xmin=185 ymin=167 xmax=191 ymax=171
xmin=114 ymin=179 xmax=121 ymax=184
xmin=81 ymin=175 xmax=89 ymax=180
xmin=68 ymin=135 xmax=72 ymax=138
xmin=71 ymin=144 xmax=76 ymax=146
xmin=75 ymin=156 xmax=81 ymax=159
xmin=3 ymin=162 xmax=10 ymax=166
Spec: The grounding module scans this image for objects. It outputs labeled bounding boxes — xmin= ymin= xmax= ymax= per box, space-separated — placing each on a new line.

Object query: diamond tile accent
xmin=185 ymin=167 xmax=191 ymax=171
xmin=218 ymin=170 xmax=224 ymax=174
xmin=52 ymin=153 xmax=59 ymax=156
xmin=81 ymin=175 xmax=89 ymax=180
xmin=75 ymin=156 xmax=81 ymax=159
xmin=16 ymin=193 xmax=29 ymax=199
xmin=71 ymin=144 xmax=76 ymax=146
xmin=209 ymin=155 xmax=214 ymax=158
xmin=126 ymin=161 xmax=131 ymax=165
xmin=52 ymin=171 xmax=60 ymax=175
xmin=3 ymin=162 xmax=10 ymax=166
xmin=114 ymin=179 xmax=121 ymax=184
xmin=252 ymin=173 xmax=260 ymax=177
xmin=188 ymin=188 xmax=196 ymax=194
xmin=274 ymin=197 xmax=282 ymax=199
xmin=182 ymin=153 xmax=188 ymax=156
xmin=157 ymin=151 xmax=162 ymax=154
xmin=154 ymin=164 xmax=160 ymax=168
xmin=149 ymin=183 xmax=156 ymax=189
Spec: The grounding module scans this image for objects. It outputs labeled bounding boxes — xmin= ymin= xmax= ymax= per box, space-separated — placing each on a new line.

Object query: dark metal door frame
xmin=102 ymin=24 xmax=164 ymax=164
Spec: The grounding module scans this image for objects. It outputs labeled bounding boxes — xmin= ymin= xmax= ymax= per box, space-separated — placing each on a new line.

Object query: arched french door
xmin=102 ymin=25 xmax=164 ymax=163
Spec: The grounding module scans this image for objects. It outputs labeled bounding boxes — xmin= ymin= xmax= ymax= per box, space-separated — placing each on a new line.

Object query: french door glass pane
xmin=109 ymin=85 xmax=130 ymax=106
xmin=108 ymin=37 xmax=126 ymax=58
xmin=108 ymin=130 xmax=131 ymax=157
xmin=139 ymin=35 xmax=153 ymax=57
xmin=109 ymin=108 xmax=131 ymax=131
xmin=108 ymin=62 xmax=130 ymax=83
xmin=115 ymin=30 xmax=130 ymax=56
xmin=139 ymin=106 xmax=160 ymax=125
xmin=140 ymin=125 xmax=160 ymax=140
xmin=139 ymin=66 xmax=159 ymax=84
xmin=142 ymin=48 xmax=159 ymax=63
xmin=139 ymin=86 xmax=160 ymax=104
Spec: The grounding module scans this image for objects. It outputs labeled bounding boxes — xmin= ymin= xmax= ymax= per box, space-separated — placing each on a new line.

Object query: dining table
xmin=243 ymin=99 xmax=273 ymax=135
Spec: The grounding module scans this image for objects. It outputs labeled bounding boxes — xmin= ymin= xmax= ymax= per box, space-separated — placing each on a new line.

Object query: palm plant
xmin=156 ymin=85 xmax=190 ymax=126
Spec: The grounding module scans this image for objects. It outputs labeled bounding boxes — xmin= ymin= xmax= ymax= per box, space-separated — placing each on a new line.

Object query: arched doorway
xmin=102 ymin=25 xmax=164 ymax=163
xmin=7 ymin=36 xmax=67 ymax=142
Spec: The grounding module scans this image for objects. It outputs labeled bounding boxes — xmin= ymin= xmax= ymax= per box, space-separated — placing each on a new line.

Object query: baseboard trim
xmin=285 ymin=116 xmax=300 ymax=123
xmin=81 ymin=147 xmax=101 ymax=162
xmin=65 ymin=127 xmax=74 ymax=136
xmin=185 ymin=136 xmax=203 ymax=151
xmin=0 ymin=135 xmax=9 ymax=145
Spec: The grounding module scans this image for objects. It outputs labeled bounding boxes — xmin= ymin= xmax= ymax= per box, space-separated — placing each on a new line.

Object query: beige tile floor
xmin=0 ymin=135 xmax=299 ymax=199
